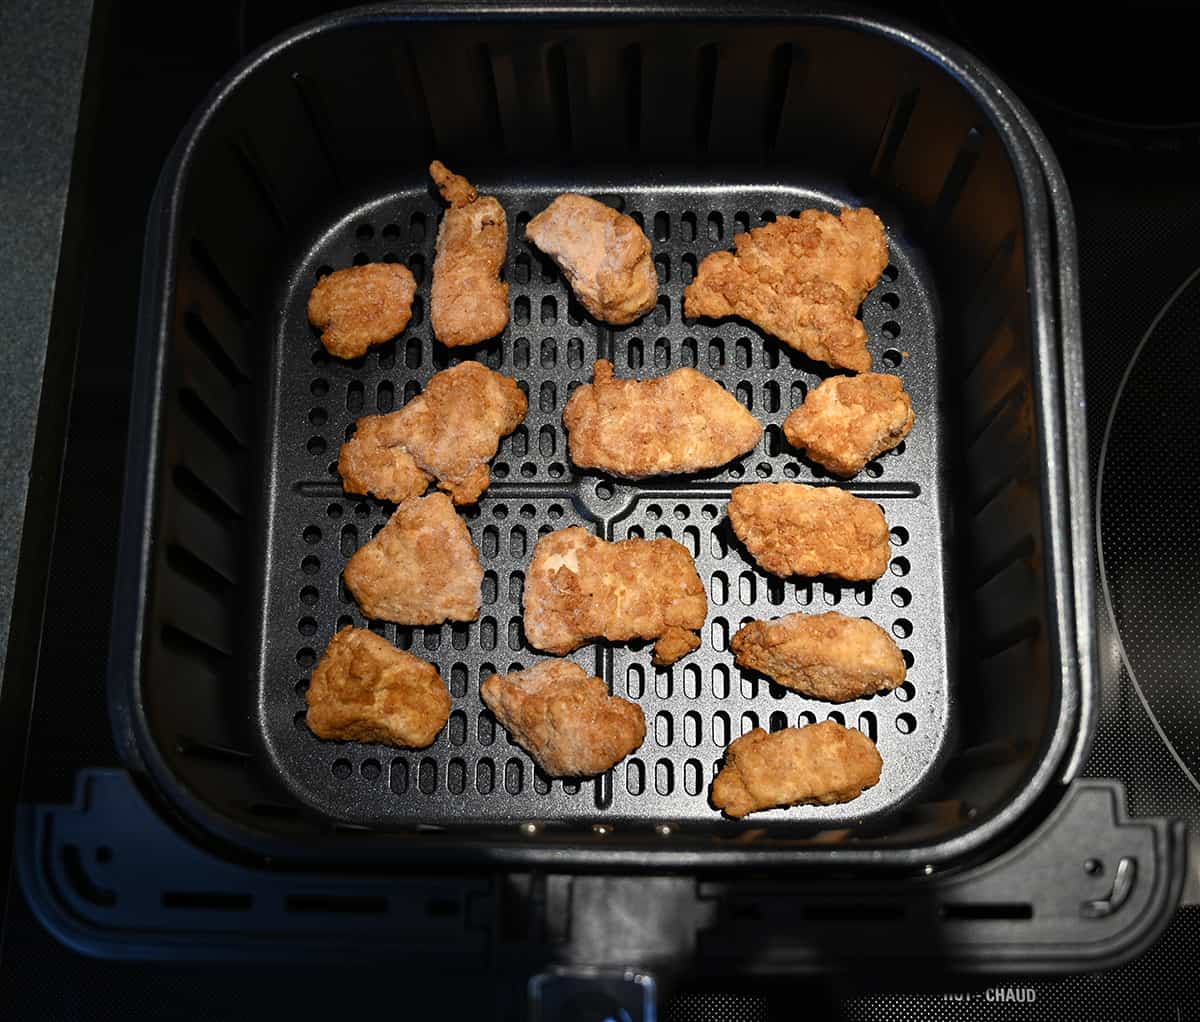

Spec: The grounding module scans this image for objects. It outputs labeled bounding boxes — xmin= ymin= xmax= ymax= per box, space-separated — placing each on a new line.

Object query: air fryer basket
xmin=110 ymin=5 xmax=1093 ymax=868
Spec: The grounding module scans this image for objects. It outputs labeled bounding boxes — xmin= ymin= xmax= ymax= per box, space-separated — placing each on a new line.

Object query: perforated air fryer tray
xmin=258 ymin=181 xmax=951 ymax=828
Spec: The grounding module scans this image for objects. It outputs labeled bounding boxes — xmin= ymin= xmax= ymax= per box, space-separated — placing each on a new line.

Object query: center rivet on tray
xmin=520 ymin=821 xmax=540 ymax=836
xmin=592 ymin=824 xmax=611 ymax=836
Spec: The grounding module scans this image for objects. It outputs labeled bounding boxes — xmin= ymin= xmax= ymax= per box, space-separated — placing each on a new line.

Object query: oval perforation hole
xmin=475 ymin=758 xmax=494 ymax=794
xmin=627 ymin=663 xmax=644 ymax=699
xmin=626 ymin=758 xmax=645 ymax=796
xmin=655 ymin=760 xmax=674 ymax=795
xmin=655 ymin=712 xmax=673 ymax=747
xmin=711 ymin=664 xmax=729 ymax=699
xmin=390 ymin=758 xmax=409 ymax=794
xmin=447 ymin=758 xmax=466 ymax=795
xmin=712 ymin=711 xmax=731 ymax=747
xmin=505 ymin=758 xmax=524 ymax=794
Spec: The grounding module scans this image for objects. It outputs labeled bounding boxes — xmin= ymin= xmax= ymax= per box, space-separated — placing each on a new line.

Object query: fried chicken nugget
xmin=525 ymin=194 xmax=657 ymax=325
xmin=307 ymin=263 xmax=417 ymax=359
xmin=711 ymin=721 xmax=883 ymax=817
xmin=684 ymin=208 xmax=888 ymax=372
xmin=523 ymin=527 xmax=707 ymax=666
xmin=429 ymin=161 xmax=509 ymax=347
xmin=783 ymin=373 xmax=914 ymax=477
xmin=338 ymin=361 xmax=527 ymax=505
xmin=306 ymin=627 xmax=451 ymax=748
xmin=343 ymin=492 xmax=483 ymax=625
xmin=481 ymin=660 xmax=646 ymax=776
xmin=728 ymin=483 xmax=890 ymax=581
xmin=563 ymin=359 xmax=763 ymax=478
xmin=732 ymin=611 xmax=905 ymax=702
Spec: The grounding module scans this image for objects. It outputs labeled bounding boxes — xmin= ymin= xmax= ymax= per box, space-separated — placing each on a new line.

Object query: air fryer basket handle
xmin=17 ymin=770 xmax=1185 ymax=974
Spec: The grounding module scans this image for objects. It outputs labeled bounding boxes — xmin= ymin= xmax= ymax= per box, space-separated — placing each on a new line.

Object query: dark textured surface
xmin=0 ymin=2 xmax=93 ymax=667
xmin=1070 ymin=146 xmax=1200 ymax=834
xmin=263 ymin=183 xmax=944 ymax=830
xmin=1097 ymin=272 xmax=1200 ymax=810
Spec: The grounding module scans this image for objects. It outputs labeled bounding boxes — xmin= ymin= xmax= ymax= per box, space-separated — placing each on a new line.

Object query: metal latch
xmin=1082 ymin=856 xmax=1136 ymax=918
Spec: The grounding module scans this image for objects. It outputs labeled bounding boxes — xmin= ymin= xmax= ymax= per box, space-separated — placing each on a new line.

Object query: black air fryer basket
xmin=110 ymin=3 xmax=1098 ymax=871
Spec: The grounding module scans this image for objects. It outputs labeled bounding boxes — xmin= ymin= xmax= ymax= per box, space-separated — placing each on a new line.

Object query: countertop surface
xmin=0 ymin=0 xmax=94 ymax=668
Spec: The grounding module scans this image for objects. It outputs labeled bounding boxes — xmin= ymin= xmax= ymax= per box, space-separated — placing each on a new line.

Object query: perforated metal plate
xmin=257 ymin=181 xmax=951 ymax=830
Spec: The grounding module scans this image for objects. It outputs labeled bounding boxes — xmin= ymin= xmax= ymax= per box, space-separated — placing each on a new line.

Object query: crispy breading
xmin=307 ymin=263 xmax=417 ymax=360
xmin=784 ymin=373 xmax=914 ymax=477
xmin=306 ymin=627 xmax=451 ymax=748
xmin=711 ymin=721 xmax=883 ymax=817
xmin=728 ymin=483 xmax=890 ymax=581
xmin=525 ymin=194 xmax=657 ymax=325
xmin=732 ymin=611 xmax=905 ymax=702
xmin=337 ymin=415 xmax=432 ymax=504
xmin=429 ymin=161 xmax=509 ymax=347
xmin=683 ymin=208 xmax=888 ymax=372
xmin=563 ymin=359 xmax=763 ymax=478
xmin=652 ymin=626 xmax=702 ymax=667
xmin=523 ymin=527 xmax=707 ymax=665
xmin=481 ymin=660 xmax=645 ymax=776
xmin=338 ymin=361 xmax=527 ymax=504
xmin=343 ymin=492 xmax=482 ymax=625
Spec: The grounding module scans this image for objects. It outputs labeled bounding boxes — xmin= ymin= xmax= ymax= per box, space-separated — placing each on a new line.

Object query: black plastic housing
xmin=109 ymin=4 xmax=1096 ymax=869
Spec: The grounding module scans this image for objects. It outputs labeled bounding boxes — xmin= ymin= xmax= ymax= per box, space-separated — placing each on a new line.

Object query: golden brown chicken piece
xmin=525 ymin=194 xmax=657 ymax=325
xmin=429 ymin=161 xmax=509 ymax=347
xmin=343 ymin=492 xmax=482 ymax=625
xmin=732 ymin=611 xmax=905 ymax=702
xmin=523 ymin=527 xmax=707 ymax=665
xmin=338 ymin=415 xmax=432 ymax=505
xmin=338 ymin=361 xmax=527 ymax=505
xmin=652 ymin=627 xmax=702 ymax=667
xmin=481 ymin=660 xmax=646 ymax=776
xmin=683 ymin=208 xmax=888 ymax=372
xmin=307 ymin=263 xmax=417 ymax=359
xmin=783 ymin=373 xmax=914 ymax=477
xmin=728 ymin=483 xmax=890 ymax=581
xmin=563 ymin=360 xmax=762 ymax=478
xmin=711 ymin=721 xmax=883 ymax=817
xmin=306 ymin=627 xmax=451 ymax=748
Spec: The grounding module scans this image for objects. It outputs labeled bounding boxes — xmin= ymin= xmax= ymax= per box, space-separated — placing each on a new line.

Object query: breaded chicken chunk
xmin=525 ymin=194 xmax=657 ymax=325
xmin=563 ymin=360 xmax=762 ymax=478
xmin=711 ymin=721 xmax=883 ymax=817
xmin=481 ymin=660 xmax=646 ymax=776
xmin=732 ymin=611 xmax=905 ymax=702
xmin=307 ymin=263 xmax=417 ymax=359
xmin=523 ymin=527 xmax=707 ymax=666
xmin=684 ymin=208 xmax=888 ymax=372
xmin=784 ymin=373 xmax=914 ymax=477
xmin=338 ymin=361 xmax=527 ymax=505
xmin=343 ymin=492 xmax=482 ymax=625
xmin=429 ymin=161 xmax=509 ymax=347
xmin=306 ymin=627 xmax=451 ymax=748
xmin=728 ymin=483 xmax=890 ymax=581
